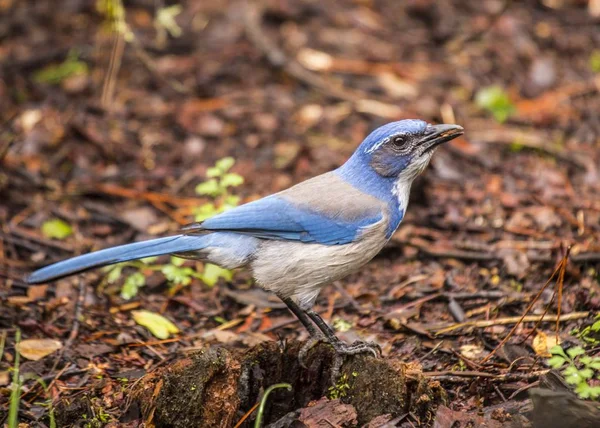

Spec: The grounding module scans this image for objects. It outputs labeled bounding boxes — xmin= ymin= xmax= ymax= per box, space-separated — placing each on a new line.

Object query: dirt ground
xmin=1 ymin=0 xmax=600 ymax=426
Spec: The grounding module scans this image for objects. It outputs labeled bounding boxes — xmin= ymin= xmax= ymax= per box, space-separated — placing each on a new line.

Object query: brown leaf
xmin=532 ymin=331 xmax=558 ymax=358
xmin=16 ymin=338 xmax=62 ymax=361
xmin=433 ymin=405 xmax=503 ymax=428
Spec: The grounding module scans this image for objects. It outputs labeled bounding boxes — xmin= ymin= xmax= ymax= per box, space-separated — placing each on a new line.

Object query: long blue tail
xmin=27 ymin=234 xmax=207 ymax=284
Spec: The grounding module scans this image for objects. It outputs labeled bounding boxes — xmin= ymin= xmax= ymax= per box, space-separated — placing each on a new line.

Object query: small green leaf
xmin=224 ymin=195 xmax=241 ymax=207
xmin=140 ymin=257 xmax=158 ymax=264
xmin=155 ymin=4 xmax=183 ymax=38
xmin=584 ymin=385 xmax=600 ymax=399
xmin=121 ymin=272 xmax=146 ymax=300
xmin=547 ymin=355 xmax=566 ymax=369
xmin=170 ymin=256 xmax=185 ymax=267
xmin=565 ymin=372 xmax=582 ymax=385
xmin=194 ymin=203 xmax=221 ymax=222
xmin=550 ymin=345 xmax=568 ymax=359
xmin=41 ymin=219 xmax=73 ymax=240
xmin=206 ymin=167 xmax=222 ymax=178
xmin=106 ymin=265 xmax=123 ymax=284
xmin=195 ymin=179 xmax=221 ymax=196
xmin=132 ymin=310 xmax=179 ymax=339
xmin=213 ymin=316 xmax=227 ymax=324
xmin=475 ymin=85 xmax=515 ymax=123
xmin=33 ymin=50 xmax=88 ymax=85
xmin=220 ymin=173 xmax=244 ymax=188
xmin=161 ymin=265 xmax=193 ymax=286
xmin=576 ymin=382 xmax=592 ymax=398
xmin=567 ymin=346 xmax=586 ymax=359
xmin=332 ymin=318 xmax=352 ymax=333
xmin=200 ymin=264 xmax=233 ymax=287
xmin=579 ymin=368 xmax=594 ymax=380
xmin=215 ymin=157 xmax=235 ymax=172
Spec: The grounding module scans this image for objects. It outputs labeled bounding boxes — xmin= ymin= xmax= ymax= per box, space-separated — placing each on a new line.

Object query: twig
xmin=233 ymin=401 xmax=260 ymax=428
xmin=479 ymin=249 xmax=570 ymax=364
xmin=424 ymin=369 xmax=549 ymax=383
xmin=431 ymin=311 xmax=589 ymax=336
xmin=101 ymin=30 xmax=126 ymax=110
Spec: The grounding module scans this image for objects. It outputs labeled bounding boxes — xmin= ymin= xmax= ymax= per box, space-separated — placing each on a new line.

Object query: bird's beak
xmin=420 ymin=124 xmax=464 ymax=152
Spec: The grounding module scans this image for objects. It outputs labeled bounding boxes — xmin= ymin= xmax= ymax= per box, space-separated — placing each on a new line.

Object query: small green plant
xmin=254 ymin=383 xmax=292 ymax=428
xmin=572 ymin=315 xmax=600 ymax=346
xmin=548 ymin=345 xmax=600 ymax=399
xmin=31 ymin=376 xmax=57 ymax=428
xmin=104 ymin=158 xmax=242 ymax=299
xmin=41 ymin=218 xmax=73 ymax=240
xmin=475 ymin=85 xmax=515 ymax=123
xmin=34 ymin=50 xmax=88 ymax=85
xmin=155 ymin=4 xmax=183 ymax=47
xmin=8 ymin=330 xmax=22 ymax=428
xmin=194 ymin=157 xmax=244 ymax=221
xmin=328 ymin=372 xmax=357 ymax=399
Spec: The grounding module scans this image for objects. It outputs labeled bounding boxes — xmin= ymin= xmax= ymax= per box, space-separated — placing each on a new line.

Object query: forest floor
xmin=1 ymin=0 xmax=600 ymax=427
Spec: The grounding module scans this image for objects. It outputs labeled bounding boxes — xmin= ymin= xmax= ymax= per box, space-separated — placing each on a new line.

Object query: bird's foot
xmin=328 ymin=339 xmax=382 ymax=383
xmin=298 ymin=335 xmax=325 ymax=369
xmin=298 ymin=337 xmax=382 ymax=382
xmin=330 ymin=339 xmax=382 ymax=358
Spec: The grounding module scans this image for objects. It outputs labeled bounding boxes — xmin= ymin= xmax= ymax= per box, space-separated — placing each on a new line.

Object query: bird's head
xmin=356 ymin=119 xmax=463 ymax=181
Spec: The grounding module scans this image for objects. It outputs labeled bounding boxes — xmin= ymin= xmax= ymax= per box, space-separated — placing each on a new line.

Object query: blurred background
xmin=1 ymin=0 xmax=600 ymax=426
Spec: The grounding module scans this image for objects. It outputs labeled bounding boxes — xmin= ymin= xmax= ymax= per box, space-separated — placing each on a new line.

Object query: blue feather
xmin=200 ymin=195 xmax=382 ymax=245
xmin=27 ymin=235 xmax=209 ymax=284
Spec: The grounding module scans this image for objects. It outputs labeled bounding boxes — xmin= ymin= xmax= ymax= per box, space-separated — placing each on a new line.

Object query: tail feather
xmin=26 ymin=234 xmax=207 ymax=284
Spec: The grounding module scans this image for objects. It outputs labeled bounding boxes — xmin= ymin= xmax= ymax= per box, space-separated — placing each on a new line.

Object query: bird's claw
xmin=298 ymin=337 xmax=382 ymax=383
xmin=298 ymin=336 xmax=325 ymax=369
xmin=332 ymin=340 xmax=382 ymax=358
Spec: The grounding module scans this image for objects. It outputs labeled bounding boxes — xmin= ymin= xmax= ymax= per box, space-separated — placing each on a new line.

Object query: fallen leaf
xmin=16 ymin=338 xmax=62 ymax=361
xmin=41 ymin=218 xmax=73 ymax=240
xmin=132 ymin=310 xmax=179 ymax=339
xmin=533 ymin=331 xmax=559 ymax=357
xmin=460 ymin=344 xmax=485 ymax=360
xmin=296 ymin=48 xmax=333 ymax=71
xmin=0 ymin=371 xmax=9 ymax=386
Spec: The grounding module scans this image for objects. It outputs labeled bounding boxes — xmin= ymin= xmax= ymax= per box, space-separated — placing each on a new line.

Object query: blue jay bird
xmin=27 ymin=119 xmax=463 ymax=359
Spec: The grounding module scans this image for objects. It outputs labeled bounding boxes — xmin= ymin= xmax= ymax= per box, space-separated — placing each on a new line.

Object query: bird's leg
xmin=280 ymin=296 xmax=320 ymax=337
xmin=279 ymin=297 xmax=380 ymax=379
xmin=305 ymin=309 xmax=381 ymax=383
xmin=305 ymin=309 xmax=381 ymax=358
xmin=279 ymin=296 xmax=327 ymax=368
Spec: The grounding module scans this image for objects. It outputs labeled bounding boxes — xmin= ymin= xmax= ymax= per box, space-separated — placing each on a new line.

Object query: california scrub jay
xmin=27 ymin=119 xmax=463 ymax=358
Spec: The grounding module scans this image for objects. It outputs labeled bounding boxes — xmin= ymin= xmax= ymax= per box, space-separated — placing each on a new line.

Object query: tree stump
xmin=131 ymin=340 xmax=446 ymax=427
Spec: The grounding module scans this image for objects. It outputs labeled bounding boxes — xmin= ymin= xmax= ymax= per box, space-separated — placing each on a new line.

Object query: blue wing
xmin=191 ymin=195 xmax=382 ymax=245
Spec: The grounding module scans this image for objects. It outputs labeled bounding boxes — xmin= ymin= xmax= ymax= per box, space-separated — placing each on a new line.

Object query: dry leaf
xmin=296 ymin=48 xmax=333 ymax=71
xmin=460 ymin=344 xmax=485 ymax=360
xmin=16 ymin=338 xmax=62 ymax=361
xmin=0 ymin=371 xmax=9 ymax=386
xmin=533 ymin=331 xmax=559 ymax=357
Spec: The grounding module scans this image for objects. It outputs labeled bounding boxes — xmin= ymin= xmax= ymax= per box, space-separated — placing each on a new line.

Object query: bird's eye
xmin=392 ymin=136 xmax=405 ymax=146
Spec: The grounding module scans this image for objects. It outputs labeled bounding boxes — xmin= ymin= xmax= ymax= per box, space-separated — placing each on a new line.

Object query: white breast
xmin=250 ymin=216 xmax=389 ymax=309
